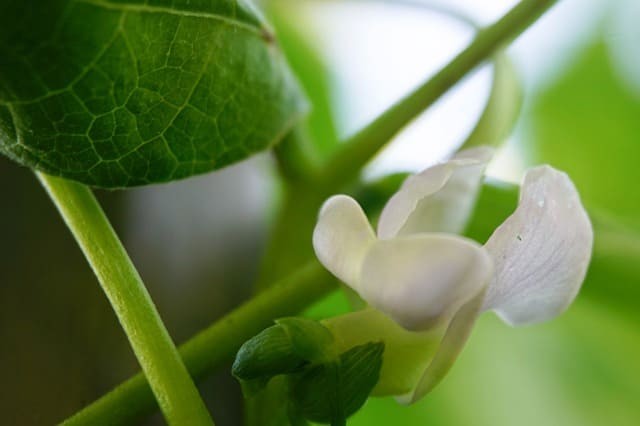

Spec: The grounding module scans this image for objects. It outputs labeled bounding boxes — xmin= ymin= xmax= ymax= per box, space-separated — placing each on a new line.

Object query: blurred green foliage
xmin=528 ymin=37 xmax=640 ymax=232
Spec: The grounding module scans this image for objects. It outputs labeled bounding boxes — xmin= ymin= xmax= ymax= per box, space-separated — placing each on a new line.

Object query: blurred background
xmin=1 ymin=0 xmax=639 ymax=424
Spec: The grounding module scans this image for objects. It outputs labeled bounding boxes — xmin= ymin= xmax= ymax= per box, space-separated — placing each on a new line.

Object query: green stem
xmin=61 ymin=261 xmax=335 ymax=426
xmin=37 ymin=172 xmax=214 ymax=426
xmin=319 ymin=0 xmax=558 ymax=188
xmin=273 ymin=127 xmax=321 ymax=183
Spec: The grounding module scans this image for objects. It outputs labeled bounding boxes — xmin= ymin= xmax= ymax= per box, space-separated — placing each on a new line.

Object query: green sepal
xmin=233 ymin=317 xmax=386 ymax=424
xmin=275 ymin=317 xmax=335 ymax=362
xmin=290 ymin=342 xmax=384 ymax=426
xmin=323 ymin=309 xmax=443 ymax=397
xmin=232 ymin=317 xmax=335 ymax=396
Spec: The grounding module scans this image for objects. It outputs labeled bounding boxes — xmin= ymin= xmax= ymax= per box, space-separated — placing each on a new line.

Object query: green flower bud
xmin=232 ymin=324 xmax=308 ymax=382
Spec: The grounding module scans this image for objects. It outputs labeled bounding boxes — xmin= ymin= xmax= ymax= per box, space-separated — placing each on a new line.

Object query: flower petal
xmin=312 ymin=195 xmax=376 ymax=288
xmin=358 ymin=234 xmax=493 ymax=331
xmin=377 ymin=147 xmax=493 ymax=239
xmin=482 ymin=166 xmax=593 ymax=326
xmin=397 ymin=289 xmax=486 ymax=404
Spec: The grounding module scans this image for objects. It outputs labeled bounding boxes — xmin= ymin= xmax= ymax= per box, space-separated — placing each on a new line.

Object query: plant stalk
xmin=37 ymin=172 xmax=214 ymax=426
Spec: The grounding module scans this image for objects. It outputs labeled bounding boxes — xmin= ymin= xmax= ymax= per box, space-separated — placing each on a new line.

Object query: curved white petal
xmin=482 ymin=166 xmax=593 ymax=326
xmin=312 ymin=195 xmax=376 ymax=289
xmin=358 ymin=234 xmax=493 ymax=331
xmin=397 ymin=289 xmax=486 ymax=404
xmin=377 ymin=147 xmax=494 ymax=239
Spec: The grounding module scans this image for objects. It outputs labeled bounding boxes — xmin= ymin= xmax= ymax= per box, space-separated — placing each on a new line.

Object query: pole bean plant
xmin=2 ymin=0 xmax=635 ymax=425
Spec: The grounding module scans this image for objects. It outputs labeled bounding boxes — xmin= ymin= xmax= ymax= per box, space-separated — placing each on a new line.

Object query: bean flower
xmin=312 ymin=147 xmax=593 ymax=403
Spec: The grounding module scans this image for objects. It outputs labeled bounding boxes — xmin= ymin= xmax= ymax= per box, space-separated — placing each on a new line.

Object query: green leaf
xmin=464 ymin=178 xmax=518 ymax=243
xmin=290 ymin=342 xmax=384 ymax=426
xmin=0 ymin=0 xmax=305 ymax=188
xmin=527 ymin=37 xmax=640 ymax=231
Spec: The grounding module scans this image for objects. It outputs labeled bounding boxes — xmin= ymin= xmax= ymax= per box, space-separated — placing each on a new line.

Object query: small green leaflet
xmin=290 ymin=342 xmax=384 ymax=426
xmin=0 ymin=0 xmax=306 ymax=188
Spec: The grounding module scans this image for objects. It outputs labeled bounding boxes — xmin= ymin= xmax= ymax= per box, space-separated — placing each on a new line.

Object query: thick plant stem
xmin=37 ymin=172 xmax=214 ymax=426
xmin=319 ymin=0 xmax=558 ymax=188
xmin=62 ymin=261 xmax=335 ymax=426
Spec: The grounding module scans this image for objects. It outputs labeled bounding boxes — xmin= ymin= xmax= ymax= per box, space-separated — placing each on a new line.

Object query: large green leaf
xmin=0 ymin=0 xmax=305 ymax=187
xmin=527 ymin=38 xmax=640 ymax=231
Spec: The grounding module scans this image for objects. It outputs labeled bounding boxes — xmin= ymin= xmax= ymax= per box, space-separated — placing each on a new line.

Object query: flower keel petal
xmin=482 ymin=166 xmax=593 ymax=325
xmin=359 ymin=234 xmax=493 ymax=331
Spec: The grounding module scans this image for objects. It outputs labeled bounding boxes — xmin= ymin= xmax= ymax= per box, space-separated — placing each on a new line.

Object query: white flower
xmin=312 ymin=147 xmax=593 ymax=403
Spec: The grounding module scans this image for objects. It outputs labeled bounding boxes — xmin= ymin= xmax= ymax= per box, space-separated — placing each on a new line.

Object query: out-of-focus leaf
xmin=527 ymin=39 xmax=640 ymax=231
xmin=464 ymin=178 xmax=518 ymax=243
xmin=583 ymin=220 xmax=640 ymax=323
xmin=264 ymin=0 xmax=340 ymax=161
xmin=0 ymin=0 xmax=305 ymax=187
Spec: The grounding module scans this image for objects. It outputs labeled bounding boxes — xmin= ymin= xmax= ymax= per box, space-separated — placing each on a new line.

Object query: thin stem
xmin=62 ymin=262 xmax=335 ymax=425
xmin=37 ymin=172 xmax=214 ymax=426
xmin=318 ymin=0 xmax=558 ymax=188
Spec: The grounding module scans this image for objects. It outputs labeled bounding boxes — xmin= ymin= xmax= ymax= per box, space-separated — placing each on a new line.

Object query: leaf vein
xmin=74 ymin=0 xmax=262 ymax=35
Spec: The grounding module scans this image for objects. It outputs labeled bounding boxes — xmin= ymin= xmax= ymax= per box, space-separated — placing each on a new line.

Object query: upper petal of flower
xmin=377 ymin=146 xmax=493 ymax=240
xmin=482 ymin=166 xmax=593 ymax=326
xmin=312 ymin=195 xmax=376 ymax=288
xmin=359 ymin=234 xmax=493 ymax=331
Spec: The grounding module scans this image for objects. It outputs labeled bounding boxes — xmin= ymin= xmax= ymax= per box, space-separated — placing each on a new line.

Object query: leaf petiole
xmin=37 ymin=172 xmax=214 ymax=426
